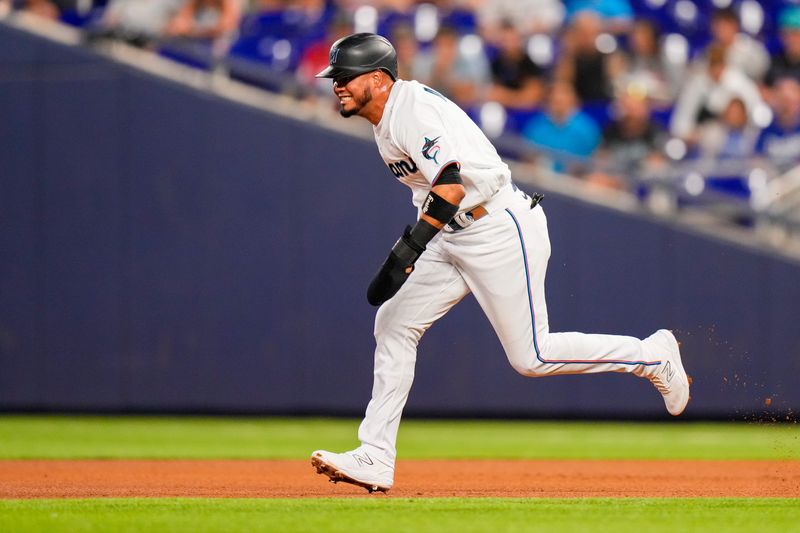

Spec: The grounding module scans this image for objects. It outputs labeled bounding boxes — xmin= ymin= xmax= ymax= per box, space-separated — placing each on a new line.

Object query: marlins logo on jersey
xmin=421 ymin=136 xmax=441 ymax=165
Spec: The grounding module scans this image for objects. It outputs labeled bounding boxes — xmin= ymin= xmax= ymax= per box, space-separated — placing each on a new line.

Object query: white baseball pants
xmin=358 ymin=185 xmax=663 ymax=464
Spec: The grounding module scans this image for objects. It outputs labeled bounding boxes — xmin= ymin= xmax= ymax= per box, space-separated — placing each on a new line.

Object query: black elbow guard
xmin=434 ymin=163 xmax=463 ymax=185
xmin=421 ymin=190 xmax=460 ymax=225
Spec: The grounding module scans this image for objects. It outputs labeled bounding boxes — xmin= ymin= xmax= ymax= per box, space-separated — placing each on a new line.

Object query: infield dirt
xmin=1 ymin=460 xmax=798 ymax=498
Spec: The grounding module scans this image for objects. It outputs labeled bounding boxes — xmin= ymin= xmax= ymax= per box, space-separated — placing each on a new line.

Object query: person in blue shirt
xmin=756 ymin=77 xmax=800 ymax=172
xmin=522 ymin=80 xmax=601 ymax=175
xmin=564 ymin=0 xmax=633 ymax=33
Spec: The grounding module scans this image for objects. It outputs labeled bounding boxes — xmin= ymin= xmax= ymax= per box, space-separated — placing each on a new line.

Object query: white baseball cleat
xmin=644 ymin=329 xmax=691 ymax=416
xmin=311 ymin=448 xmax=394 ymax=493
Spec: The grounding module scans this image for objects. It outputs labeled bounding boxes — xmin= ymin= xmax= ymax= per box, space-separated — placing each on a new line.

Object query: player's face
xmin=333 ymin=72 xmax=374 ymax=118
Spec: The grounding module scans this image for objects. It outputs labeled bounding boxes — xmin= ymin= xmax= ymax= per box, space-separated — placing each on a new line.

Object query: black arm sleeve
xmin=433 ymin=162 xmax=462 ymax=185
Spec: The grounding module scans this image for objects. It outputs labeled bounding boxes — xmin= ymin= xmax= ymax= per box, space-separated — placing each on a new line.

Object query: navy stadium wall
xmin=1 ymin=23 xmax=798 ymax=418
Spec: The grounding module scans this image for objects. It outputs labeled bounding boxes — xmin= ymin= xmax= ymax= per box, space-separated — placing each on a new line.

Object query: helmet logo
xmin=330 ymin=47 xmax=340 ymax=64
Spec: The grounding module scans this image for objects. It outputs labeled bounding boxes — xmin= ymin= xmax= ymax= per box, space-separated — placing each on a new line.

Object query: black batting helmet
xmin=316 ymin=33 xmax=398 ymax=81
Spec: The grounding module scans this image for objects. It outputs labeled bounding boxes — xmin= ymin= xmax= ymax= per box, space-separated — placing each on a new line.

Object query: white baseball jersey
xmin=372 ymin=80 xmax=511 ymax=213
xmin=353 ymin=78 xmax=687 ymax=472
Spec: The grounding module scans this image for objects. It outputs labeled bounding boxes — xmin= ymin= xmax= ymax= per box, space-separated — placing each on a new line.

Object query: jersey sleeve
xmin=393 ymin=90 xmax=461 ymax=186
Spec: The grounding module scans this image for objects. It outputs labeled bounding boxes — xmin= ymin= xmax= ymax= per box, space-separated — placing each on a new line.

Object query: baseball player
xmin=310 ymin=33 xmax=690 ymax=493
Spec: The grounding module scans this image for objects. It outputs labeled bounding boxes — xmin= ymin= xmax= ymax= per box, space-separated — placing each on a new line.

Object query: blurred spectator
xmin=164 ymin=0 xmax=242 ymax=52
xmin=381 ymin=0 xmax=417 ymax=14
xmin=756 ymin=78 xmax=800 ymax=172
xmin=414 ymin=24 xmax=489 ymax=108
xmin=487 ymin=21 xmax=545 ymax=111
xmin=0 ymin=0 xmax=10 ymax=17
xmin=670 ymin=45 xmax=765 ymax=144
xmin=555 ymin=10 xmax=614 ymax=105
xmin=706 ymin=7 xmax=769 ymax=82
xmin=607 ymin=18 xmax=680 ymax=107
xmin=563 ymin=0 xmax=633 ymax=34
xmin=297 ymin=11 xmax=353 ymax=101
xmin=476 ymin=0 xmax=564 ymax=44
xmin=250 ymin=0 xmax=285 ymax=9
xmin=19 ymin=0 xmax=59 ymax=20
xmin=522 ymin=80 xmax=601 ymax=175
xmin=764 ymin=6 xmax=800 ymax=88
xmin=335 ymin=0 xmax=384 ymax=13
xmin=589 ymin=89 xmax=666 ymax=189
xmin=390 ymin=21 xmax=420 ymax=81
xmin=86 ymin=0 xmax=184 ymax=48
xmin=280 ymin=0 xmax=330 ymax=40
xmin=286 ymin=0 xmax=326 ymax=20
xmin=696 ymin=97 xmax=760 ymax=161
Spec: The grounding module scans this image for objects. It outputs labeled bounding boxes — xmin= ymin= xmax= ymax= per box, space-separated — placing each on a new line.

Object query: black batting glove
xmin=367 ymin=225 xmax=426 ymax=306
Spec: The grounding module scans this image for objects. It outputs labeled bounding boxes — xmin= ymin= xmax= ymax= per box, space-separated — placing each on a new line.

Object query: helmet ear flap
xmin=379 ymin=67 xmax=397 ymax=82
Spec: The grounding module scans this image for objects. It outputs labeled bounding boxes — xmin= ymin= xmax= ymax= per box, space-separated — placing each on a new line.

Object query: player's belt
xmin=446 ymin=206 xmax=489 ymax=232
xmin=446 ymin=191 xmax=543 ymax=232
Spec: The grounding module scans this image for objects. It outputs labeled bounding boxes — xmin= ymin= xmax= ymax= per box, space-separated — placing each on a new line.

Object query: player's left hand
xmin=367 ymin=226 xmax=425 ymax=306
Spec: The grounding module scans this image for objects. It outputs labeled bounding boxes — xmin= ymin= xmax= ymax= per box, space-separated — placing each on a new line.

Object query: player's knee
xmin=509 ymin=362 xmax=546 ymax=377
xmin=505 ymin=330 xmax=553 ymax=377
xmin=373 ymin=303 xmax=398 ymax=339
xmin=374 ymin=305 xmax=424 ymax=347
xmin=507 ymin=351 xmax=549 ymax=377
xmin=374 ymin=323 xmax=424 ymax=348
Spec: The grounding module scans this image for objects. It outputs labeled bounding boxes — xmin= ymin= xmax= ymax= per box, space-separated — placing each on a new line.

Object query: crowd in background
xmin=3 ymin=0 xmax=800 ymax=200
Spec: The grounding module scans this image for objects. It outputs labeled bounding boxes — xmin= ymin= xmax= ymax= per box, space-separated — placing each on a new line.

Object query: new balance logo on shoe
xmin=311 ymin=449 xmax=394 ymax=493
xmin=663 ymin=361 xmax=675 ymax=383
xmin=642 ymin=330 xmax=690 ymax=417
xmin=352 ymin=452 xmax=374 ymax=467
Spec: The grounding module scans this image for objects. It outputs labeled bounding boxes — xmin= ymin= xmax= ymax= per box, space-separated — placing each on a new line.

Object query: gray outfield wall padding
xmin=1 ymin=23 xmax=798 ymax=418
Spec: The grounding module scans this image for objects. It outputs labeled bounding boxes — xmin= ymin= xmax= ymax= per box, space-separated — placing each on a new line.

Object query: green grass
xmin=1 ymin=417 xmax=798 ymax=532
xmin=0 ymin=416 xmax=797 ymax=460
xmin=0 ymin=498 xmax=798 ymax=533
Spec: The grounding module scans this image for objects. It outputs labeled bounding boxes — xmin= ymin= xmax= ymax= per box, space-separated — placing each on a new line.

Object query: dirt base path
xmin=1 ymin=460 xmax=798 ymax=498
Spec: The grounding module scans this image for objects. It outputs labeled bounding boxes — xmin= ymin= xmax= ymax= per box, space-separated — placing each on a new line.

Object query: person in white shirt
xmin=309 ymin=33 xmax=690 ymax=494
xmin=670 ymin=44 xmax=765 ymax=144
xmin=476 ymin=0 xmax=565 ymax=43
xmin=708 ymin=6 xmax=770 ymax=82
xmin=88 ymin=0 xmax=184 ymax=48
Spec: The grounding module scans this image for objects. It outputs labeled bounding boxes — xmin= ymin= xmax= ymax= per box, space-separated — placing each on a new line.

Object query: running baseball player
xmin=310 ymin=33 xmax=690 ymax=493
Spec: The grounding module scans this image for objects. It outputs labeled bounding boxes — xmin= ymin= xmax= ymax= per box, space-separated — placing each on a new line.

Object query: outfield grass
xmin=0 ymin=416 xmax=797 ymax=460
xmin=0 ymin=498 xmax=798 ymax=533
xmin=1 ymin=417 xmax=797 ymax=533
